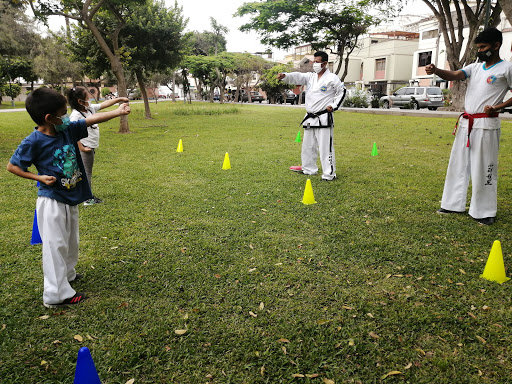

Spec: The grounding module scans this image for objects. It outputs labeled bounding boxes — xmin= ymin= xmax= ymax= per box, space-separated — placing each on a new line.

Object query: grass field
xmin=2 ymin=102 xmax=512 ymax=383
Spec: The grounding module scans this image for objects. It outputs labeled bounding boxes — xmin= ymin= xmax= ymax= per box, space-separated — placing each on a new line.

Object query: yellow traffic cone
xmin=480 ymin=240 xmax=510 ymax=284
xmin=302 ymin=179 xmax=317 ymax=205
xmin=222 ymin=152 xmax=231 ymax=170
xmin=176 ymin=139 xmax=183 ymax=152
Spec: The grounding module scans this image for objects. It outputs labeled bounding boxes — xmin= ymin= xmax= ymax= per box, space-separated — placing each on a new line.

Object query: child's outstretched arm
xmin=99 ymin=97 xmax=130 ymax=110
xmin=85 ymin=103 xmax=131 ymax=127
xmin=6 ymin=162 xmax=57 ymax=185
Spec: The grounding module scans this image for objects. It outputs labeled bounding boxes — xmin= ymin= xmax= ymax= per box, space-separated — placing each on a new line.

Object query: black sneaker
xmin=475 ymin=217 xmax=496 ymax=226
xmin=43 ymin=292 xmax=87 ymax=308
xmin=93 ymin=196 xmax=103 ymax=204
xmin=437 ymin=208 xmax=464 ymax=214
xmin=69 ymin=273 xmax=83 ymax=283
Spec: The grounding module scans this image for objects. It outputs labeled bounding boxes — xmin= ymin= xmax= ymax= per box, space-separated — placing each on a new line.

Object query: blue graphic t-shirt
xmin=9 ymin=120 xmax=93 ymax=205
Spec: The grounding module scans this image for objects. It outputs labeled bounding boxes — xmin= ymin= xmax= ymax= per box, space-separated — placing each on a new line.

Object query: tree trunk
xmin=171 ymin=71 xmax=176 ymax=102
xmin=136 ymin=70 xmax=152 ymax=119
xmin=450 ymin=80 xmax=467 ymax=112
xmin=499 ymin=0 xmax=512 ymax=24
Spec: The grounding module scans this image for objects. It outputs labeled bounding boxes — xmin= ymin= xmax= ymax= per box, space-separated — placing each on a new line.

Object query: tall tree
xmin=209 ymin=17 xmax=229 ymax=55
xmin=187 ymin=30 xmax=227 ymax=56
xmin=26 ymin=0 xmax=146 ymax=133
xmin=422 ymin=0 xmax=502 ymax=110
xmin=236 ymin=0 xmax=388 ymax=80
xmin=499 ymin=0 xmax=512 ymax=24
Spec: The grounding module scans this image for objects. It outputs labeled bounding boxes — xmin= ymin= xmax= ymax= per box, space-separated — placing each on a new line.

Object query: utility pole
xmin=484 ymin=0 xmax=492 ymax=28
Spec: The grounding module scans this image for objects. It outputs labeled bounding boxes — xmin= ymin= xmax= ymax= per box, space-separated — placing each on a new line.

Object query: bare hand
xmin=484 ymin=105 xmax=497 ymax=115
xmin=326 ymin=106 xmax=333 ymax=112
xmin=81 ymin=146 xmax=93 ymax=153
xmin=118 ymin=103 xmax=131 ymax=115
xmin=425 ymin=64 xmax=436 ymax=75
xmin=276 ymin=73 xmax=286 ymax=80
xmin=118 ymin=97 xmax=129 ymax=103
xmin=39 ymin=175 xmax=57 ymax=186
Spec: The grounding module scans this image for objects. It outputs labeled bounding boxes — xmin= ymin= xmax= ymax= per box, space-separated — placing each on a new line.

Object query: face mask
xmin=54 ymin=113 xmax=70 ymax=132
xmin=313 ymin=62 xmax=324 ymax=73
xmin=79 ymin=99 xmax=90 ymax=107
xmin=477 ymin=49 xmax=493 ymax=62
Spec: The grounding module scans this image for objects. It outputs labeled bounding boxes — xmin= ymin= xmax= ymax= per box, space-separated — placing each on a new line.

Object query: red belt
xmin=453 ymin=112 xmax=499 ymax=147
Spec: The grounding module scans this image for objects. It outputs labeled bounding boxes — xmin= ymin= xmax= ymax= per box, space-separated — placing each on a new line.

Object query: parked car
xmin=240 ymin=91 xmax=266 ymax=103
xmin=277 ymin=90 xmax=298 ymax=104
xmin=380 ymin=86 xmax=444 ymax=110
xmin=128 ymin=90 xmax=141 ymax=100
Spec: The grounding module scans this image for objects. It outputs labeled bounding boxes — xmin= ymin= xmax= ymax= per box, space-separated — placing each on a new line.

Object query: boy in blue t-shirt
xmin=7 ymin=87 xmax=130 ymax=308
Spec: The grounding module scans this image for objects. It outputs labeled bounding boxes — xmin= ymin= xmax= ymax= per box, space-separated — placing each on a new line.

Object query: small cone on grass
xmin=176 ymin=139 xmax=183 ymax=152
xmin=302 ymin=179 xmax=317 ymax=205
xmin=222 ymin=152 xmax=231 ymax=170
xmin=295 ymin=131 xmax=301 ymax=143
xmin=480 ymin=240 xmax=510 ymax=284
xmin=31 ymin=209 xmax=42 ymax=245
xmin=74 ymin=347 xmax=102 ymax=384
xmin=371 ymin=142 xmax=378 ymax=156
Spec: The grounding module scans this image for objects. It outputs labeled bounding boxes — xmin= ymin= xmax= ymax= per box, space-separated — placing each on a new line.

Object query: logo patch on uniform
xmin=487 ymin=75 xmax=497 ymax=84
xmin=320 ymin=86 xmax=327 ymax=92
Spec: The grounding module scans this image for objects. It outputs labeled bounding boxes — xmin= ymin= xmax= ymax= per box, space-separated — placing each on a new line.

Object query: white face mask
xmin=313 ymin=62 xmax=324 ymax=73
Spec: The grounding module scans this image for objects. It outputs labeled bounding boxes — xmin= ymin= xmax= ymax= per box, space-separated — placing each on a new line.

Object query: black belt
xmin=300 ymin=109 xmax=333 ymax=127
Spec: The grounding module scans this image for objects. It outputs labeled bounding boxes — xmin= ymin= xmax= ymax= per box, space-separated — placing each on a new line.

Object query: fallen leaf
xmin=468 ymin=312 xmax=477 ymax=319
xmin=342 ymin=305 xmax=353 ymax=310
xmin=174 ymin=329 xmax=187 ymax=335
xmin=260 ymin=365 xmax=265 ymax=376
xmin=306 ymin=374 xmax=320 ymax=378
xmin=259 ymin=302 xmax=264 ymax=311
xmin=249 ymin=311 xmax=257 ymax=318
xmin=282 ymin=346 xmax=287 ymax=355
xmin=459 ymin=268 xmax=466 ymax=274
xmin=348 ymin=338 xmax=355 ymax=346
xmin=39 ymin=315 xmax=50 ymax=320
xmin=278 ymin=338 xmax=290 ymax=343
xmin=404 ymin=363 xmax=412 ymax=370
xmin=125 ymin=379 xmax=135 ymax=384
xmin=214 ymin=274 xmax=221 ymax=278
xmin=111 ymin=246 xmax=118 ymax=250
xmin=381 ymin=371 xmax=402 ymax=379
xmin=1 ymin=324 xmax=5 ymax=331
xmin=369 ymin=331 xmax=380 ymax=339
xmin=415 ymin=348 xmax=426 ymax=355
xmin=476 ymin=335 xmax=486 ymax=344
xmin=52 ymin=340 xmax=62 ymax=345
xmin=180 ymin=248 xmax=187 ymax=254
xmin=117 ymin=302 xmax=129 ymax=309
xmin=40 ymin=360 xmax=48 ymax=365
xmin=292 ymin=373 xmax=305 ymax=378
xmin=322 ymin=379 xmax=335 ymax=384
xmin=74 ymin=335 xmax=83 ymax=342
xmin=248 ymin=268 xmax=257 ymax=273
xmin=367 ymin=313 xmax=374 ymax=318
xmin=482 ymin=305 xmax=491 ymax=311
xmin=317 ymin=319 xmax=331 ymax=325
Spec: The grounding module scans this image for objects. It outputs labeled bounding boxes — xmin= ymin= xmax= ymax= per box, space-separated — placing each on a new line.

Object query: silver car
xmin=380 ymin=86 xmax=444 ymax=110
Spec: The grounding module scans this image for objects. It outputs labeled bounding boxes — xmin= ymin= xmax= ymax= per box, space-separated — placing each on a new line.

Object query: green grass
xmin=2 ymin=102 xmax=512 ymax=383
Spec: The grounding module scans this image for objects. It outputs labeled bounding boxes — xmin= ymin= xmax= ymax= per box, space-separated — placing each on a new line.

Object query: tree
xmin=187 ymin=30 xmax=227 ymax=56
xmin=236 ymin=0 xmax=388 ymax=80
xmin=209 ymin=17 xmax=229 ymax=55
xmin=26 ymin=0 xmax=147 ymax=133
xmin=230 ymin=53 xmax=271 ymax=102
xmin=259 ymin=63 xmax=294 ymax=104
xmin=421 ymin=0 xmax=502 ymax=110
xmin=499 ymin=0 xmax=512 ymax=24
xmin=1 ymin=83 xmax=21 ymax=107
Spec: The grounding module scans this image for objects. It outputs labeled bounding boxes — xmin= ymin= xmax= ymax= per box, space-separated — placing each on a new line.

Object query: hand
xmin=326 ymin=105 xmax=333 ymax=112
xmin=118 ymin=103 xmax=131 ymax=115
xmin=484 ymin=105 xmax=497 ymax=115
xmin=118 ymin=97 xmax=129 ymax=103
xmin=81 ymin=146 xmax=93 ymax=153
xmin=39 ymin=175 xmax=57 ymax=186
xmin=276 ymin=73 xmax=286 ymax=80
xmin=425 ymin=64 xmax=436 ymax=75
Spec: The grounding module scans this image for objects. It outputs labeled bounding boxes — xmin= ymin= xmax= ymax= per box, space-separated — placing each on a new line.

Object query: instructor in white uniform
xmin=277 ymin=51 xmax=346 ymax=181
xmin=426 ymin=28 xmax=512 ymax=225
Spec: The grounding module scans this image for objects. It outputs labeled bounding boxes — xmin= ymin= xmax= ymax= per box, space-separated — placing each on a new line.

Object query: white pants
xmin=36 ymin=197 xmax=78 ymax=304
xmin=441 ymin=125 xmax=500 ymax=219
xmin=302 ymin=126 xmax=336 ymax=180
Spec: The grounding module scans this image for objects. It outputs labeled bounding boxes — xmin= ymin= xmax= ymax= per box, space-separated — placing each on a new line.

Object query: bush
xmin=442 ymin=88 xmax=452 ymax=106
xmin=343 ymin=90 xmax=369 ymax=108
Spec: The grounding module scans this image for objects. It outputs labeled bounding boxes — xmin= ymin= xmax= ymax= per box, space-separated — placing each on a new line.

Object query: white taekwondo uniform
xmin=441 ymin=60 xmax=512 ymax=219
xmin=282 ymin=69 xmax=346 ymax=180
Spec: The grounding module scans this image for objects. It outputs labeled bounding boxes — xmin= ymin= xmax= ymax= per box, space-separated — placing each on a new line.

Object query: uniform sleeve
xmin=69 ymin=109 xmax=82 ymax=122
xmin=68 ymin=119 xmax=88 ymax=142
xmin=9 ymin=135 xmax=37 ymax=172
xmin=331 ymin=77 xmax=346 ymax=111
xmin=461 ymin=63 xmax=476 ymax=79
xmin=281 ymin=72 xmax=310 ymax=86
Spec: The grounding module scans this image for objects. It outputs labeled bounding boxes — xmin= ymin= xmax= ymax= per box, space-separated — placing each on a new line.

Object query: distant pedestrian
xmin=277 ymin=51 xmax=346 ymax=181
xmin=426 ymin=27 xmax=512 ymax=225
xmin=68 ymin=86 xmax=129 ymax=206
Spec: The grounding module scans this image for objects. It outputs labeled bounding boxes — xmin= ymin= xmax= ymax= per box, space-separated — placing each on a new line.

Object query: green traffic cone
xmin=371 ymin=142 xmax=378 ymax=156
xmin=295 ymin=131 xmax=301 ymax=143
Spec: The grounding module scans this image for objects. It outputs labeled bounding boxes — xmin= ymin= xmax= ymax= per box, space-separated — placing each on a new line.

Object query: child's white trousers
xmin=36 ymin=197 xmax=78 ymax=304
xmin=302 ymin=126 xmax=336 ymax=180
xmin=441 ymin=125 xmax=500 ymax=219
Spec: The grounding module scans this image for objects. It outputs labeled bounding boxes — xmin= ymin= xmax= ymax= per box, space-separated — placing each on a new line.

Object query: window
xmin=405 ymin=88 xmax=415 ymax=95
xmin=395 ymin=88 xmax=406 ymax=96
xmin=422 ymin=29 xmax=438 ymax=40
xmin=418 ymin=52 xmax=432 ymax=67
xmin=415 ymin=88 xmax=425 ymax=95
xmin=375 ymin=58 xmax=386 ymax=71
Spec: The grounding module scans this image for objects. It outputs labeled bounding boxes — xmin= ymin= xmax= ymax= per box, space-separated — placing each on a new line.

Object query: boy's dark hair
xmin=25 ymin=88 xmax=67 ymax=126
xmin=314 ymin=51 xmax=329 ymax=62
xmin=475 ymin=27 xmax=502 ymax=45
xmin=68 ymin=86 xmax=89 ymax=112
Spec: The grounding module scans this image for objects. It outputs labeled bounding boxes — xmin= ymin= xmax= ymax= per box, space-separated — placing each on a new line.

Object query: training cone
xmin=302 ymin=179 xmax=317 ymax=205
xmin=73 ymin=347 xmax=102 ymax=384
xmin=30 ymin=209 xmax=42 ymax=245
xmin=295 ymin=131 xmax=301 ymax=143
xmin=222 ymin=152 xmax=231 ymax=170
xmin=480 ymin=240 xmax=510 ymax=284
xmin=176 ymin=139 xmax=183 ymax=152
xmin=371 ymin=142 xmax=378 ymax=156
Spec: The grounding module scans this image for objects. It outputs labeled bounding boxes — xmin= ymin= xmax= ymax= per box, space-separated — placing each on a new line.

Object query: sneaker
xmin=475 ymin=217 xmax=496 ymax=226
xmin=83 ymin=199 xmax=96 ymax=206
xmin=321 ymin=176 xmax=337 ymax=181
xmin=93 ymin=196 xmax=103 ymax=204
xmin=69 ymin=273 xmax=83 ymax=283
xmin=289 ymin=166 xmax=303 ymax=172
xmin=436 ymin=208 xmax=464 ymax=215
xmin=43 ymin=292 xmax=87 ymax=308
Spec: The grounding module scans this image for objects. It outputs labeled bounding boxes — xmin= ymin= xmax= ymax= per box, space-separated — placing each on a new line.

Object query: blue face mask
xmin=54 ymin=113 xmax=70 ymax=132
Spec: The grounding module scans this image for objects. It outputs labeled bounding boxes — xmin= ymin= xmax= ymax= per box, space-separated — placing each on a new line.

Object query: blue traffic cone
xmin=30 ymin=209 xmax=42 ymax=245
xmin=74 ymin=347 xmax=102 ymax=384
